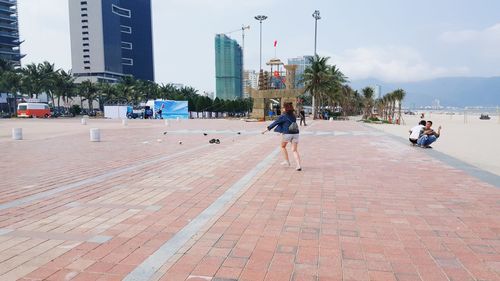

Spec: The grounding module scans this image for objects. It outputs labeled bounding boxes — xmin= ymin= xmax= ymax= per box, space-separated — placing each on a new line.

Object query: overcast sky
xmin=18 ymin=0 xmax=500 ymax=92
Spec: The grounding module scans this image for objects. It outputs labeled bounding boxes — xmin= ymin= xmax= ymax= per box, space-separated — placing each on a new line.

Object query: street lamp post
xmin=313 ymin=10 xmax=320 ymax=55
xmin=254 ymin=15 xmax=267 ymax=71
xmin=312 ymin=10 xmax=321 ymax=119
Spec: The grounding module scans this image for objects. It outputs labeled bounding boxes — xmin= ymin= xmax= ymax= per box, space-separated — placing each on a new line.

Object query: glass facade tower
xmin=0 ymin=0 xmax=23 ymax=65
xmin=69 ymin=0 xmax=154 ymax=83
xmin=215 ymin=34 xmax=243 ymax=100
xmin=288 ymin=55 xmax=313 ymax=89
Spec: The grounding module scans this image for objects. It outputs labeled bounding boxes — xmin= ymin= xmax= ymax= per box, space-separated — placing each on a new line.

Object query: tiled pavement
xmin=0 ymin=119 xmax=499 ymax=281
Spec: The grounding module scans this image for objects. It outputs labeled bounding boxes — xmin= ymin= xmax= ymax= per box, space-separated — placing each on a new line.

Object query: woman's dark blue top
xmin=267 ymin=113 xmax=299 ymax=134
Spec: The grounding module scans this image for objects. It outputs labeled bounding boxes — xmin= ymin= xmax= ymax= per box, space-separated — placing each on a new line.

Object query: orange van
xmin=17 ymin=103 xmax=51 ymax=118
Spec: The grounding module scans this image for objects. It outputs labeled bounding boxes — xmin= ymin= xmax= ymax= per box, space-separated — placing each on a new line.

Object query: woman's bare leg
xmin=291 ymin=142 xmax=301 ymax=170
xmin=281 ymin=142 xmax=290 ymax=165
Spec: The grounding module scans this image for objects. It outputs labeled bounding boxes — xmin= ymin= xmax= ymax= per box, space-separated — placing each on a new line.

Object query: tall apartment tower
xmin=287 ymin=56 xmax=313 ymax=89
xmin=215 ymin=34 xmax=243 ymax=100
xmin=0 ymin=0 xmax=24 ymax=65
xmin=69 ymin=0 xmax=154 ymax=83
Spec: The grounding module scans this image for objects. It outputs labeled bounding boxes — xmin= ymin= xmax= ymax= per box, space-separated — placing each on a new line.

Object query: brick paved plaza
xmin=1 ymin=118 xmax=499 ymax=281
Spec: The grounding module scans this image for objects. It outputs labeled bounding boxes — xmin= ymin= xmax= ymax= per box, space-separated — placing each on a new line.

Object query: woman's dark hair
xmin=283 ymin=102 xmax=295 ymax=116
xmin=419 ymin=120 xmax=426 ymax=126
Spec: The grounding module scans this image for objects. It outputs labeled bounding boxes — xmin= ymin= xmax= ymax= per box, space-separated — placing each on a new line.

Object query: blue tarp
xmin=154 ymin=100 xmax=189 ymax=119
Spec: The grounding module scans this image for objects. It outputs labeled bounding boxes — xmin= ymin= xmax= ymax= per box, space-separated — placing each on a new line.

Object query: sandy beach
xmin=365 ymin=111 xmax=500 ymax=176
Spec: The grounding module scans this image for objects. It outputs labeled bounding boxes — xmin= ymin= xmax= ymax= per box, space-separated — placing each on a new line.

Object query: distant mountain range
xmin=349 ymin=77 xmax=500 ymax=107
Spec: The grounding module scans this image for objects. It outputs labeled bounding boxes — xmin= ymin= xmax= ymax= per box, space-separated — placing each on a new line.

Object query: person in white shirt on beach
xmin=409 ymin=120 xmax=426 ymax=145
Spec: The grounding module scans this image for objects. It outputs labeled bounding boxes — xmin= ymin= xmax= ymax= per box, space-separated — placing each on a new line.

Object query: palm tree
xmin=302 ymin=55 xmax=332 ymax=119
xmin=38 ymin=61 xmax=58 ymax=106
xmin=386 ymin=92 xmax=397 ymax=122
xmin=53 ymin=70 xmax=75 ymax=108
xmin=158 ymin=83 xmax=178 ymax=100
xmin=97 ymin=82 xmax=119 ymax=109
xmin=0 ymin=60 xmax=21 ymax=116
xmin=392 ymin=88 xmax=406 ymax=124
xmin=116 ymin=76 xmax=139 ymax=104
xmin=78 ymin=80 xmax=98 ymax=111
xmin=20 ymin=63 xmax=43 ymax=98
xmin=361 ymin=87 xmax=374 ymax=119
xmin=326 ymin=65 xmax=348 ymax=113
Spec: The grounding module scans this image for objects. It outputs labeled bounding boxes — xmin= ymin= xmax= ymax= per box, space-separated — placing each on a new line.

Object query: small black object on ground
xmin=480 ymin=114 xmax=491 ymax=120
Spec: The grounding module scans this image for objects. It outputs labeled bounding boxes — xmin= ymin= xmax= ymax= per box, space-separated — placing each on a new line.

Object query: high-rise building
xmin=215 ymin=34 xmax=242 ymax=100
xmin=69 ymin=0 xmax=154 ymax=83
xmin=371 ymin=85 xmax=382 ymax=99
xmin=243 ymin=70 xmax=258 ymax=98
xmin=287 ymin=55 xmax=313 ymax=88
xmin=0 ymin=0 xmax=24 ymax=65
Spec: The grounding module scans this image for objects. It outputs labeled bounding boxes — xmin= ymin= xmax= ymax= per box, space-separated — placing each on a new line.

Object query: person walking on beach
xmin=417 ymin=121 xmax=442 ymax=148
xmin=409 ymin=120 xmax=426 ymax=145
xmin=262 ymin=102 xmax=302 ymax=171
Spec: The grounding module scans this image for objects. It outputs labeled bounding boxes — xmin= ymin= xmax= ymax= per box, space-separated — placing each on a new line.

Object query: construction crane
xmin=224 ymin=25 xmax=250 ymax=52
xmin=224 ymin=25 xmax=251 ymax=91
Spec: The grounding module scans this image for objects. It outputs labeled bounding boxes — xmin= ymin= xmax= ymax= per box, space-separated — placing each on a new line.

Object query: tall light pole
xmin=312 ymin=10 xmax=321 ymax=119
xmin=313 ymin=10 xmax=320 ymax=55
xmin=254 ymin=15 xmax=267 ymax=71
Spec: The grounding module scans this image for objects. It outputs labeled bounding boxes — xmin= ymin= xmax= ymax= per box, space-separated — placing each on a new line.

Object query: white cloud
xmin=328 ymin=46 xmax=469 ymax=83
xmin=440 ymin=23 xmax=500 ymax=58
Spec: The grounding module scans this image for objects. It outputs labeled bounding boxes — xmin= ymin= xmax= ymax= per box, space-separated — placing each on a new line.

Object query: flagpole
xmin=273 ymin=40 xmax=277 ymax=58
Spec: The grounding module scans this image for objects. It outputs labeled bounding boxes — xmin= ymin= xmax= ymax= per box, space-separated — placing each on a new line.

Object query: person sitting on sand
xmin=417 ymin=121 xmax=442 ymax=148
xmin=409 ymin=120 xmax=426 ymax=145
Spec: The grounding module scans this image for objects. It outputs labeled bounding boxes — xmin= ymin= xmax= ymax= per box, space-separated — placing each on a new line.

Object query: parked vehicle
xmin=127 ymin=108 xmax=144 ymax=119
xmin=0 ymin=111 xmax=11 ymax=118
xmin=17 ymin=103 xmax=51 ymax=118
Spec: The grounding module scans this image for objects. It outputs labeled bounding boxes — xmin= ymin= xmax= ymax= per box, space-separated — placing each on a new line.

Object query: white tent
xmin=104 ymin=106 xmax=130 ymax=119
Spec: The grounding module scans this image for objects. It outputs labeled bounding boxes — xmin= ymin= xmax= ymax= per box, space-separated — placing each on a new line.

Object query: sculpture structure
xmin=249 ymin=59 xmax=302 ymax=120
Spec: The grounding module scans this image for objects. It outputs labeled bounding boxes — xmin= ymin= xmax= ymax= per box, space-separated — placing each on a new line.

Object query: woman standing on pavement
xmin=262 ymin=102 xmax=302 ymax=171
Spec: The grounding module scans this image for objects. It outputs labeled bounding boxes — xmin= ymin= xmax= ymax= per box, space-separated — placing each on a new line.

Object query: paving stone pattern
xmin=0 ymin=119 xmax=499 ymax=281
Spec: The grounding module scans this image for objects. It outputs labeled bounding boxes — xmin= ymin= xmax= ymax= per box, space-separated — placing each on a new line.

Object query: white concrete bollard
xmin=176 ymin=117 xmax=180 ymax=122
xmin=12 ymin=128 xmax=22 ymax=140
xmin=81 ymin=118 xmax=87 ymax=125
xmin=122 ymin=119 xmax=128 ymax=126
xmin=329 ymin=117 xmax=333 ymax=122
xmin=164 ymin=119 xmax=169 ymax=126
xmin=90 ymin=128 xmax=100 ymax=142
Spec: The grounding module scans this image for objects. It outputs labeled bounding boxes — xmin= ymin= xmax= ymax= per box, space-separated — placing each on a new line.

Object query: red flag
xmin=274 ymin=40 xmax=277 ymax=47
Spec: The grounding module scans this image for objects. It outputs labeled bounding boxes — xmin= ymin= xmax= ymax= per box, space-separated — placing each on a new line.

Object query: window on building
xmin=82 ymin=31 xmax=89 ymax=35
xmin=81 ymin=19 xmax=88 ymax=23
xmin=82 ymin=25 xmax=88 ymax=29
xmin=83 ymin=37 xmax=89 ymax=41
xmin=120 ymin=25 xmax=132 ymax=34
xmin=122 ymin=58 xmax=133 ymax=66
xmin=121 ymin=42 xmax=132 ymax=50
xmin=83 ymin=49 xmax=90 ymax=52
xmin=81 ymin=1 xmax=87 ymax=5
xmin=81 ymin=14 xmax=88 ymax=17
xmin=83 ymin=55 xmax=90 ymax=58
xmin=112 ymin=4 xmax=131 ymax=17
xmin=81 ymin=8 xmax=87 ymax=11
xmin=83 ymin=43 xmax=89 ymax=47
xmin=84 ymin=61 xmax=90 ymax=64
xmin=84 ymin=67 xmax=90 ymax=70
